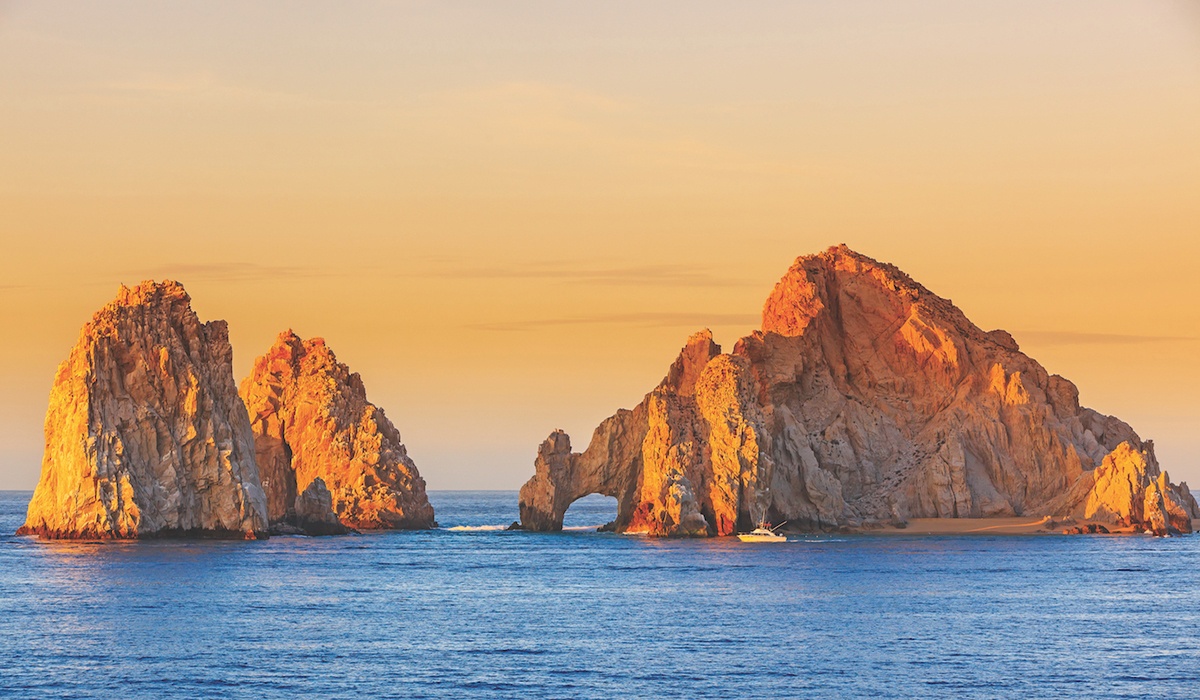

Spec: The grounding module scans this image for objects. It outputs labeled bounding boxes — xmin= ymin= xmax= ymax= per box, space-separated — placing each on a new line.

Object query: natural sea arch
xmin=561 ymin=494 xmax=618 ymax=531
xmin=518 ymin=430 xmax=639 ymax=532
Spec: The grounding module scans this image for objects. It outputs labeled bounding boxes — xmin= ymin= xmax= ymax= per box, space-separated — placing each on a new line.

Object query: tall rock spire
xmin=18 ymin=281 xmax=269 ymax=539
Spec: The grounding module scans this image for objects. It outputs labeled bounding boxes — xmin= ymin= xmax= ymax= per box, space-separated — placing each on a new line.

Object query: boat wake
xmin=442 ymin=524 xmax=608 ymax=533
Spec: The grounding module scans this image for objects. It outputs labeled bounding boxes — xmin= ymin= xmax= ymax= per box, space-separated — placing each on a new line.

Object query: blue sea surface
xmin=1 ymin=489 xmax=1198 ymax=699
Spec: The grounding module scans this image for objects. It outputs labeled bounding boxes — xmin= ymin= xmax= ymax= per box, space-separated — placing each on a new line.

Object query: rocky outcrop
xmin=1048 ymin=442 xmax=1195 ymax=535
xmin=519 ymin=245 xmax=1199 ymax=536
xmin=18 ymin=281 xmax=269 ymax=539
xmin=518 ymin=330 xmax=764 ymax=536
xmin=240 ymin=331 xmax=435 ymax=530
xmin=270 ymin=478 xmax=349 ymax=536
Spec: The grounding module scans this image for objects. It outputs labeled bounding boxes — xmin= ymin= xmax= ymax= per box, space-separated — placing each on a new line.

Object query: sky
xmin=1 ymin=1 xmax=1198 ymax=490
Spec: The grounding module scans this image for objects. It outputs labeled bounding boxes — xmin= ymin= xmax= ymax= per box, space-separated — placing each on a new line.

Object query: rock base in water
xmin=269 ymin=478 xmax=351 ymax=536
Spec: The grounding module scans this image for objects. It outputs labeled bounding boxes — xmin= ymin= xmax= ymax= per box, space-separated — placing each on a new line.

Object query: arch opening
xmin=562 ymin=493 xmax=618 ymax=532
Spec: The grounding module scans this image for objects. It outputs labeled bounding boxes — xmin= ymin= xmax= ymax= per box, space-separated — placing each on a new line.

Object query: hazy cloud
xmin=470 ymin=312 xmax=758 ymax=332
xmin=124 ymin=262 xmax=335 ymax=283
xmin=477 ymin=321 xmax=1199 ymax=339
xmin=421 ymin=80 xmax=800 ymax=179
xmin=104 ymin=71 xmax=224 ymax=96
xmin=1013 ymin=330 xmax=1199 ymax=346
xmin=98 ymin=70 xmax=320 ymax=107
xmin=126 ymin=260 xmax=749 ymax=287
xmin=422 ymin=261 xmax=751 ymax=287
xmin=445 ymin=81 xmax=629 ymax=115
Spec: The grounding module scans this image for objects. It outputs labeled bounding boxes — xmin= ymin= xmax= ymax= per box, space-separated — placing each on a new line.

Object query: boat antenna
xmin=770 ymin=521 xmax=788 ymax=532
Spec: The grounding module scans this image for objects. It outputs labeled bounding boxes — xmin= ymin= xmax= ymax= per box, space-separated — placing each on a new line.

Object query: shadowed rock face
xmin=519 ymin=245 xmax=1200 ymax=536
xmin=240 ymin=331 xmax=435 ymax=530
xmin=270 ymin=477 xmax=349 ymax=536
xmin=18 ymin=281 xmax=269 ymax=539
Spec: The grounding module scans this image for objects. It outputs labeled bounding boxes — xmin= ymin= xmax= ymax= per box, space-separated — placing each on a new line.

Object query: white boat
xmin=737 ymin=526 xmax=787 ymax=543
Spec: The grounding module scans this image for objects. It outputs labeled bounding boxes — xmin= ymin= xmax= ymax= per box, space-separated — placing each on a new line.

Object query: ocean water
xmin=1 ymin=490 xmax=1198 ymax=699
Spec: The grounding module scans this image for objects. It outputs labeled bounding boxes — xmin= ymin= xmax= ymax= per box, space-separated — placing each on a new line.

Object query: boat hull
xmin=737 ymin=533 xmax=787 ymax=543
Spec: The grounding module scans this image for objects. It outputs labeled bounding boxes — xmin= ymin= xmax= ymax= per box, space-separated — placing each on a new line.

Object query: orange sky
xmin=2 ymin=1 xmax=1198 ymax=489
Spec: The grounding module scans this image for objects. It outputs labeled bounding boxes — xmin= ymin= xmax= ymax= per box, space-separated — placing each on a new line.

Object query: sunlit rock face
xmin=519 ymin=245 xmax=1199 ymax=536
xmin=18 ymin=281 xmax=269 ymax=539
xmin=240 ymin=331 xmax=435 ymax=530
xmin=518 ymin=330 xmax=761 ymax=537
xmin=1050 ymin=442 xmax=1195 ymax=536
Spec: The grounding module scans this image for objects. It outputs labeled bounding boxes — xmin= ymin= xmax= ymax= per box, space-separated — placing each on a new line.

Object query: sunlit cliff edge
xmin=518 ymin=245 xmax=1200 ymax=537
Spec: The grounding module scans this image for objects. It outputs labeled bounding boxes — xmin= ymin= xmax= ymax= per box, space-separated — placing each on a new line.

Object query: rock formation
xmin=519 ymin=245 xmax=1199 ymax=536
xmin=270 ymin=477 xmax=349 ymax=536
xmin=18 ymin=281 xmax=269 ymax=539
xmin=240 ymin=331 xmax=435 ymax=530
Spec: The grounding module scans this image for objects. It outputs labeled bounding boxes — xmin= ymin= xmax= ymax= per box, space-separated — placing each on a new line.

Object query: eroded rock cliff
xmin=240 ymin=331 xmax=435 ymax=530
xmin=519 ymin=245 xmax=1199 ymax=536
xmin=18 ymin=281 xmax=269 ymax=539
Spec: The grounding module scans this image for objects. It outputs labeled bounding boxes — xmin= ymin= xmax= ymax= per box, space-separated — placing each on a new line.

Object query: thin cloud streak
xmin=476 ymin=322 xmax=1200 ymax=340
xmin=96 ymin=70 xmax=330 ymax=108
xmin=126 ymin=260 xmax=749 ymax=287
xmin=102 ymin=258 xmax=750 ymax=288
xmin=470 ymin=312 xmax=759 ymax=332
xmin=1013 ymin=330 xmax=1199 ymax=346
xmin=421 ymin=261 xmax=751 ymax=287
xmin=123 ymin=262 xmax=337 ymax=283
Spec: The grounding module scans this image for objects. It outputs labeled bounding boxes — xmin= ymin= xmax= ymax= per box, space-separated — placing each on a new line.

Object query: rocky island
xmin=240 ymin=331 xmax=435 ymax=531
xmin=18 ymin=281 xmax=270 ymax=539
xmin=519 ymin=245 xmax=1199 ymax=537
xmin=18 ymin=283 xmax=433 ymax=539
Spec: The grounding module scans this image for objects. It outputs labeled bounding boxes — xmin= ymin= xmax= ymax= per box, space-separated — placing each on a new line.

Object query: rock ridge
xmin=519 ymin=245 xmax=1199 ymax=536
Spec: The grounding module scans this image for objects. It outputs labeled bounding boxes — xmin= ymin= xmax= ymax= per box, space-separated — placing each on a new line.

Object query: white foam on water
xmin=445 ymin=525 xmax=509 ymax=532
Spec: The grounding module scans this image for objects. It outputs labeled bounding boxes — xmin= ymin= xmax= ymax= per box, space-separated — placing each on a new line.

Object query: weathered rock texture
xmin=240 ymin=331 xmax=435 ymax=530
xmin=520 ymin=245 xmax=1199 ymax=536
xmin=270 ymin=477 xmax=349 ymax=536
xmin=18 ymin=281 xmax=269 ymax=539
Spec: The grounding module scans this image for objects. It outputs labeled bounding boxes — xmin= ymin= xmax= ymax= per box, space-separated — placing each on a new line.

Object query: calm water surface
xmin=1 ymin=489 xmax=1198 ymax=699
